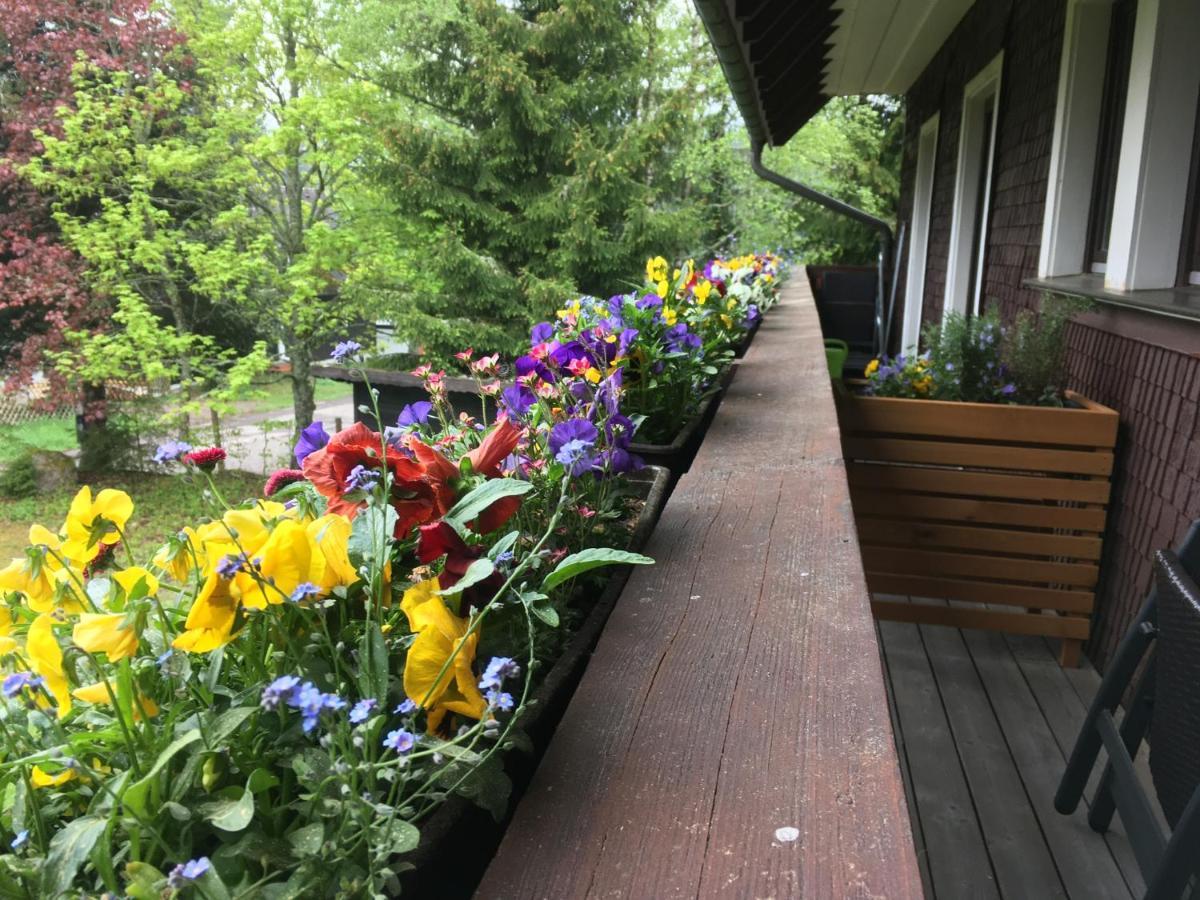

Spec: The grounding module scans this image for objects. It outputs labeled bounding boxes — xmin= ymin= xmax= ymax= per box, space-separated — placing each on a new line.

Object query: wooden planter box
xmin=837 ymin=391 xmax=1119 ymax=666
xmin=398 ymin=465 xmax=672 ymax=897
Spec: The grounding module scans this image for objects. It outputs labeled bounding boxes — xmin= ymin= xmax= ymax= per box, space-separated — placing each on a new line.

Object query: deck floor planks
xmin=877 ymin=610 xmax=1164 ymax=899
xmin=915 ymin=618 xmax=1069 ymax=898
xmin=880 ymin=617 xmax=999 ymax=899
xmin=959 ymin=626 xmax=1131 ymax=900
xmin=1003 ymin=633 xmax=1147 ymax=896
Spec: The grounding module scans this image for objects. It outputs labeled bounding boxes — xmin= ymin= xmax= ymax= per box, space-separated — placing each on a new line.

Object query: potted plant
xmin=838 ymin=297 xmax=1117 ymax=666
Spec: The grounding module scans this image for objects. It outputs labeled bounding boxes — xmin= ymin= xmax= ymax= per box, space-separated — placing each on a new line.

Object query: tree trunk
xmin=76 ymin=381 xmax=110 ymax=472
xmin=290 ymin=345 xmax=316 ymax=443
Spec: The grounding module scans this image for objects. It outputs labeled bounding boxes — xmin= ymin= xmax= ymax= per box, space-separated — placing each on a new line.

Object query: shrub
xmin=1003 ymin=294 xmax=1093 ymax=406
xmin=0 ymin=451 xmax=38 ymax=499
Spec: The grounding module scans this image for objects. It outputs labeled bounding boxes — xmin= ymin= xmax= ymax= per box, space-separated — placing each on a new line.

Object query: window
xmin=944 ymin=53 xmax=1002 ymax=319
xmin=1084 ymin=0 xmax=1137 ymax=274
xmin=901 ymin=114 xmax=939 ymax=351
xmin=1180 ymin=91 xmax=1200 ymax=286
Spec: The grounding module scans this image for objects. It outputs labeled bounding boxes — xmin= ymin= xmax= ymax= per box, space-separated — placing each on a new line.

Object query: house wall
xmin=896 ymin=0 xmax=1200 ymax=669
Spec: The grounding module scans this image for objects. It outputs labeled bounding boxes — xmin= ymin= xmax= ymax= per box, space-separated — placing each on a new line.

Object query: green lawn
xmin=0 ymin=416 xmax=77 ymax=466
xmin=0 ymin=469 xmax=266 ymax=563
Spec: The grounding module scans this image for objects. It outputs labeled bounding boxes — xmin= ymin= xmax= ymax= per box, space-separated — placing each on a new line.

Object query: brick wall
xmin=895 ymin=0 xmax=1200 ymax=670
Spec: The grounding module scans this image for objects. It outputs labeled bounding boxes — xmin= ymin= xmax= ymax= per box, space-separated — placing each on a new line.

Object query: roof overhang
xmin=693 ymin=0 xmax=975 ymax=146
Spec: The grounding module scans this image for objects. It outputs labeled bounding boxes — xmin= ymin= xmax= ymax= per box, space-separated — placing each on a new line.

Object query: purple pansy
xmin=397 ymin=401 xmax=433 ymax=430
xmin=531 ymin=322 xmax=555 ymax=344
xmin=294 ymin=421 xmax=330 ymax=466
xmin=549 ymin=418 xmax=599 ymax=476
xmin=500 ymin=384 xmax=537 ymax=419
xmin=635 ymin=293 xmax=662 ymax=311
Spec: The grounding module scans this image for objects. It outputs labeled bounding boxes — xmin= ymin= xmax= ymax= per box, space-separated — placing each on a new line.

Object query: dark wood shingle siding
xmin=893 ymin=0 xmax=1200 ymax=670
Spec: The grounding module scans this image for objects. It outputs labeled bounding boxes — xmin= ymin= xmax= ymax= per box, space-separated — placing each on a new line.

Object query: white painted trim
xmin=1038 ymin=0 xmax=1115 ymax=279
xmin=1104 ymin=0 xmax=1200 ymax=291
xmin=902 ymin=113 xmax=939 ymax=351
xmin=944 ymin=52 xmax=1003 ymax=319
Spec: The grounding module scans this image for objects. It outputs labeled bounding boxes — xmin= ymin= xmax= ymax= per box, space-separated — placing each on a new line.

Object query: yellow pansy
xmin=31 ymin=765 xmax=76 ymax=789
xmin=27 ymin=613 xmax=71 ymax=715
xmin=645 ymin=255 xmax=668 ymax=283
xmin=655 ymin=279 xmax=669 ymax=299
xmin=238 ymin=519 xmax=313 ymax=609
xmin=0 ymin=558 xmax=53 ymax=612
xmin=113 ymin=567 xmax=158 ymax=599
xmin=401 ymin=578 xmax=487 ymax=733
xmin=865 ymin=359 xmax=880 ymax=376
xmin=153 ymin=527 xmax=201 ymax=582
xmin=64 ymin=486 xmax=133 ymax=548
xmin=720 ymin=314 xmax=733 ymax=329
xmin=73 ymin=681 xmax=159 ymax=719
xmin=72 ymin=613 xmax=138 ymax=662
xmin=307 ymin=514 xmax=357 ymax=588
xmin=584 ymin=367 xmax=602 ymax=384
xmin=693 ymin=279 xmax=712 ymax=305
xmin=662 ymin=306 xmax=677 ymax=327
xmin=173 ymin=572 xmax=239 ymax=653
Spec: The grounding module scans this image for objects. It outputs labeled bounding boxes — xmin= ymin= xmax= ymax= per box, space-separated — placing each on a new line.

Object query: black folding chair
xmin=1055 ymin=521 xmax=1200 ymax=899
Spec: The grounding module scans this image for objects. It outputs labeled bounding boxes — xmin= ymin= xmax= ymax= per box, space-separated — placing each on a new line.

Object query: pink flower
xmin=183 ymin=447 xmax=227 ymax=472
xmin=411 ymin=364 xmax=432 ymax=378
xmin=577 ymin=505 xmax=596 ymax=519
xmin=263 ymin=468 xmax=305 ymax=497
xmin=454 ymin=348 xmax=474 ymax=362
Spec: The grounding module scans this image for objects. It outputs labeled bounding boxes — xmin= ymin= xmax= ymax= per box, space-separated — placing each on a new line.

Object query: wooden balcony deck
xmin=880 ymin=600 xmax=1161 ymax=900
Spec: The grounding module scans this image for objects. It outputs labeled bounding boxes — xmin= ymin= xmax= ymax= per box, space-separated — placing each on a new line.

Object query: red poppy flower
xmin=417 ymin=522 xmax=480 ymax=588
xmin=302 ymin=422 xmax=436 ymax=534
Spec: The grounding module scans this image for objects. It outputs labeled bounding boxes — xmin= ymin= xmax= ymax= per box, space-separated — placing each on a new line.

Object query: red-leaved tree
xmin=0 ymin=1 xmax=185 ymax=408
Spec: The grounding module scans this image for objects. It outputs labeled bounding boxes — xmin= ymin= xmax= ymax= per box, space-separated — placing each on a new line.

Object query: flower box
xmin=395 ymin=464 xmax=671 ymax=897
xmin=627 ymin=363 xmax=738 ymax=476
xmin=732 ymin=317 xmax=761 ymax=358
xmin=836 ymin=391 xmax=1119 ymax=666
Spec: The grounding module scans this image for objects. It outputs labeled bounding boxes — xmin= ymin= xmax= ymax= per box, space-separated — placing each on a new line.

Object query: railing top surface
xmin=478 ymin=273 xmax=923 ymax=900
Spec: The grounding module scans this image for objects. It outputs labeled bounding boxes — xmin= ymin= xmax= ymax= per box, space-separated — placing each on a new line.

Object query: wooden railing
xmin=477 ymin=274 xmax=923 ymax=898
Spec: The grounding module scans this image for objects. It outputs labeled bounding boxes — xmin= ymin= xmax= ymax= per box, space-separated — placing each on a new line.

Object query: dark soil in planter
xmin=396 ymin=465 xmax=672 ymax=898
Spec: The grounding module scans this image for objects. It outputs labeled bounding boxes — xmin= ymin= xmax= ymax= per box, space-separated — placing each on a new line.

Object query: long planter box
xmin=628 ymin=363 xmax=738 ymax=477
xmin=837 ymin=391 xmax=1119 ymax=666
xmin=398 ymin=464 xmax=672 ymax=898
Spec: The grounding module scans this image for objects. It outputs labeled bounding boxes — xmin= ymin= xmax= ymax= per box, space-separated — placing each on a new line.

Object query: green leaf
xmin=487 ymin=530 xmax=520 ymax=561
xmin=123 ymin=730 xmax=201 ymax=818
xmin=247 ymin=768 xmax=280 ymax=794
xmin=288 ymin=823 xmax=325 ymax=857
xmin=374 ymin=818 xmax=420 ymax=856
xmin=443 ymin=479 xmax=532 ymax=529
xmin=436 ymin=558 xmax=494 ymax=597
xmin=41 ymin=815 xmax=106 ymax=897
xmin=123 ymin=862 xmax=165 ymax=900
xmin=201 ymin=784 xmax=255 ymax=832
xmin=541 ymin=548 xmax=654 ymax=593
xmin=530 ymin=603 xmax=559 ymax=628
xmin=358 ymin=622 xmax=388 ymax=702
xmin=348 ymin=504 xmax=398 ymax=561
xmin=207 ymin=706 xmax=258 ymax=746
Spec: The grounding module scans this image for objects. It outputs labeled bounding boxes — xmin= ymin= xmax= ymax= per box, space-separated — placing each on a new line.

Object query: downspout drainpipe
xmin=750 ymin=140 xmax=895 ymax=357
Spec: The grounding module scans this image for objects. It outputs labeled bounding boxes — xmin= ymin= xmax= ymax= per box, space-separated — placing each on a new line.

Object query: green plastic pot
xmin=824 ymin=339 xmax=849 ymax=379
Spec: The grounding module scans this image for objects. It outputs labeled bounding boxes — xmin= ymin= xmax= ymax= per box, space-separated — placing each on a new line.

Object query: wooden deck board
xmin=479 ymin=278 xmax=922 ymax=899
xmin=879 ymin=613 xmax=1152 ymax=899
xmin=881 ymin=618 xmax=999 ymax=899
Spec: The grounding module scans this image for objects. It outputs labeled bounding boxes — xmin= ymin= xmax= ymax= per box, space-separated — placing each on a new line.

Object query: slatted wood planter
xmin=837 ymin=390 xmax=1119 ymax=666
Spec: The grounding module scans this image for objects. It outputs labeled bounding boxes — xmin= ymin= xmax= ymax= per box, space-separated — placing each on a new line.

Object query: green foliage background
xmin=4 ymin=0 xmax=903 ymax=434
